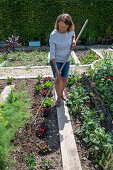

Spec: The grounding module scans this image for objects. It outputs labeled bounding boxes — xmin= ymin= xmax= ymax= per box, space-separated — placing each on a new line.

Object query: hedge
xmin=0 ymin=0 xmax=113 ymax=45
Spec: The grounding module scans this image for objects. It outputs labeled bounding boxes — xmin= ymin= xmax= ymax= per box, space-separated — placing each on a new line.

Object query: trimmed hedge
xmin=0 ymin=0 xmax=113 ymax=45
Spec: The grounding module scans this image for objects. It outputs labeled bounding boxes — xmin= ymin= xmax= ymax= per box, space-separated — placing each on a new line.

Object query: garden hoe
xmin=32 ymin=19 xmax=88 ymax=126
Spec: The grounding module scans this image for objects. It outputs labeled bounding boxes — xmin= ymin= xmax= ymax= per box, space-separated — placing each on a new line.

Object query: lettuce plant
xmin=41 ymin=97 xmax=53 ymax=108
xmin=38 ymin=141 xmax=51 ymax=153
xmin=43 ymin=81 xmax=52 ymax=89
xmin=41 ymin=108 xmax=51 ymax=117
xmin=43 ymin=77 xmax=52 ymax=82
xmin=36 ymin=75 xmax=43 ymax=83
xmin=36 ymin=125 xmax=48 ymax=137
xmin=34 ymin=84 xmax=41 ymax=93
xmin=42 ymin=89 xmax=53 ymax=97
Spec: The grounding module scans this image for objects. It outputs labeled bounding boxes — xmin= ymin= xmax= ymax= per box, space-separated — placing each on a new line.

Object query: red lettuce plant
xmin=38 ymin=141 xmax=51 ymax=153
xmin=41 ymin=108 xmax=51 ymax=117
xmin=43 ymin=77 xmax=53 ymax=82
xmin=36 ymin=125 xmax=48 ymax=137
xmin=42 ymin=89 xmax=53 ymax=97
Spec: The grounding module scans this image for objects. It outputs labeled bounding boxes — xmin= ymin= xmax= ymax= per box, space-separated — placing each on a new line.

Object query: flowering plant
xmin=4 ymin=34 xmax=22 ymax=52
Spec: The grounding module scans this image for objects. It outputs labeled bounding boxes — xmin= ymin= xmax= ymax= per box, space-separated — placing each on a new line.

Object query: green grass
xmin=0 ymin=81 xmax=31 ymax=169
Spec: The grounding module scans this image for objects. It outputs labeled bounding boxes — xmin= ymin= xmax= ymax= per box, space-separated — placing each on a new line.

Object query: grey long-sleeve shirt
xmin=50 ymin=29 xmax=75 ymax=62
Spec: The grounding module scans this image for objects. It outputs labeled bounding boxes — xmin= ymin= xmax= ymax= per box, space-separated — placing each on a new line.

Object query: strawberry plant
xmin=41 ymin=108 xmax=51 ymax=117
xmin=89 ymin=128 xmax=113 ymax=168
xmin=40 ymin=160 xmax=53 ymax=169
xmin=67 ymin=71 xmax=80 ymax=88
xmin=66 ymin=85 xmax=87 ymax=115
xmin=88 ymin=55 xmax=113 ymax=116
xmin=38 ymin=141 xmax=51 ymax=153
xmin=36 ymin=125 xmax=48 ymax=137
xmin=43 ymin=76 xmax=52 ymax=82
xmin=43 ymin=81 xmax=52 ymax=90
xmin=67 ymin=72 xmax=113 ymax=169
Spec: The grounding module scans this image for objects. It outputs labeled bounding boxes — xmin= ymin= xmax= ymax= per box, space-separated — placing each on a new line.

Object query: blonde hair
xmin=54 ymin=14 xmax=74 ymax=32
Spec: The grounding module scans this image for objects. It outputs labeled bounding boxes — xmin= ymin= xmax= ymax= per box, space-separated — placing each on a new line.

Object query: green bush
xmin=0 ymin=0 xmax=113 ymax=45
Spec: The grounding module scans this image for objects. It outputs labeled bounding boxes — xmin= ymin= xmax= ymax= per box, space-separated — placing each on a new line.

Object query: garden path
xmin=0 ymin=45 xmax=112 ymax=79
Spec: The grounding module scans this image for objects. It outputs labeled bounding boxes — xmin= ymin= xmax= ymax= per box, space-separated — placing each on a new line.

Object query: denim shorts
xmin=50 ymin=60 xmax=70 ymax=77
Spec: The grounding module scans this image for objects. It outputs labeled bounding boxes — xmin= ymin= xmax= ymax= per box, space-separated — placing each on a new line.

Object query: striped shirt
xmin=50 ymin=29 xmax=75 ymax=62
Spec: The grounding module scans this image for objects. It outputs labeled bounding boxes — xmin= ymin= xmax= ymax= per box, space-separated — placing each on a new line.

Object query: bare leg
xmin=55 ymin=76 xmax=61 ymax=101
xmin=61 ymin=77 xmax=67 ymax=97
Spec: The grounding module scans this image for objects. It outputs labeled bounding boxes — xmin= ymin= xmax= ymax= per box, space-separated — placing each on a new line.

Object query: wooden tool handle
xmin=38 ymin=103 xmax=43 ymax=113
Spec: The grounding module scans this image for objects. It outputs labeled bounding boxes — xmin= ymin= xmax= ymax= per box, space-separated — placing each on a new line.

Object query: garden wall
xmin=0 ymin=0 xmax=113 ymax=45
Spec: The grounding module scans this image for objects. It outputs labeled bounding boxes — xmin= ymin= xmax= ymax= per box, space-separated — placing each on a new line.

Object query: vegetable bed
xmin=65 ymin=71 xmax=113 ymax=170
xmin=75 ymin=49 xmax=100 ymax=65
xmin=0 ymin=50 xmax=49 ymax=67
xmin=0 ymin=78 xmax=62 ymax=170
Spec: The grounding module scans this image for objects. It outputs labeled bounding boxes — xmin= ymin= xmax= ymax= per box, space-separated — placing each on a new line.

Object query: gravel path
xmin=0 ymin=65 xmax=89 ymax=79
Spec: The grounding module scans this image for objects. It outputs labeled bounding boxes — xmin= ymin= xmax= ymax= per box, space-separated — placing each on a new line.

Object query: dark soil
xmin=0 ymin=78 xmax=99 ymax=170
xmin=0 ymin=79 xmax=62 ymax=170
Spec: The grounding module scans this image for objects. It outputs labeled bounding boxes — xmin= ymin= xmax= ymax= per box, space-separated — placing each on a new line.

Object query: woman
xmin=50 ymin=14 xmax=76 ymax=107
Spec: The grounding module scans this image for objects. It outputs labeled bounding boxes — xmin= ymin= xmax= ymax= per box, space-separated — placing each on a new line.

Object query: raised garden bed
xmin=0 ymin=78 xmax=62 ymax=169
xmin=69 ymin=113 xmax=96 ymax=170
xmin=0 ymin=50 xmax=49 ymax=67
xmin=65 ymin=72 xmax=113 ymax=170
xmin=75 ymin=49 xmax=100 ymax=65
